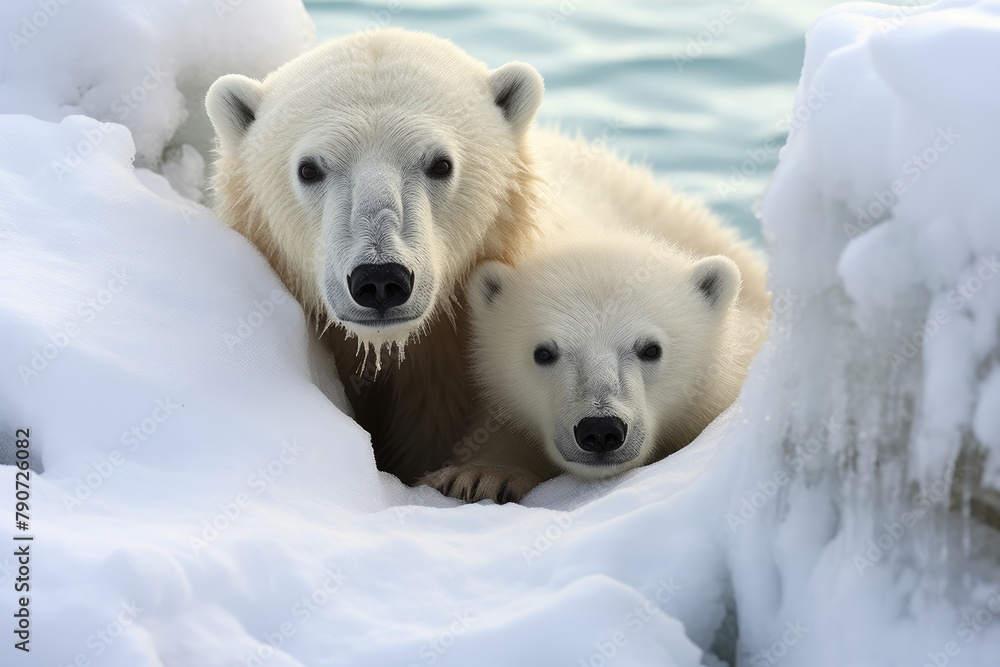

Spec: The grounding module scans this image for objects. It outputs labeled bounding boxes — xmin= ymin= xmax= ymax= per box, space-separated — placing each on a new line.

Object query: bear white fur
xmin=418 ymin=230 xmax=769 ymax=503
xmin=206 ymin=29 xmax=546 ymax=483
xmin=205 ymin=28 xmax=768 ymax=491
xmin=418 ymin=135 xmax=770 ymax=504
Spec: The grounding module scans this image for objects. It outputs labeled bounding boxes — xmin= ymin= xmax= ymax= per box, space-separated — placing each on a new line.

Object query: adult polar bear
xmin=205 ymin=28 xmax=766 ymax=486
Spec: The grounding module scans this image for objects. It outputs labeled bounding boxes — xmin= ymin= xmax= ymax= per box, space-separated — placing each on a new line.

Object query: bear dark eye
xmin=298 ymin=159 xmax=322 ymax=183
xmin=427 ymin=158 xmax=452 ymax=179
xmin=533 ymin=345 xmax=558 ymax=366
xmin=639 ymin=343 xmax=662 ymax=361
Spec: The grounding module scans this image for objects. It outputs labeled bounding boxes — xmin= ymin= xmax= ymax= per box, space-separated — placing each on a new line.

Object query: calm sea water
xmin=305 ymin=0 xmax=886 ymax=243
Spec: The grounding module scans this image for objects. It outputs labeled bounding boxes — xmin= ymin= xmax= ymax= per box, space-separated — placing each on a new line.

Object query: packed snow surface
xmin=1 ymin=0 xmax=1000 ymax=665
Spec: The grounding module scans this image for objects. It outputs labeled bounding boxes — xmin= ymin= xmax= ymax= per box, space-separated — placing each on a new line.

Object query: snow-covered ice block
xmin=721 ymin=0 xmax=1000 ymax=664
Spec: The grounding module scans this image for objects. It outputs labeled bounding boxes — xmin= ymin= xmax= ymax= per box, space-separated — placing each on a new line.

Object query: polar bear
xmin=205 ymin=28 xmax=767 ymax=489
xmin=419 ymin=229 xmax=769 ymax=503
xmin=205 ymin=30 xmax=547 ymax=483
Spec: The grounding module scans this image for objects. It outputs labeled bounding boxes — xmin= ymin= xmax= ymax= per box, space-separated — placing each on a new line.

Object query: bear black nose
xmin=348 ymin=263 xmax=413 ymax=314
xmin=574 ymin=416 xmax=628 ymax=453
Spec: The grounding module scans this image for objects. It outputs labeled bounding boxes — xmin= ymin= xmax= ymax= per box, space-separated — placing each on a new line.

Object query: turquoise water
xmin=304 ymin=1 xmax=874 ymax=242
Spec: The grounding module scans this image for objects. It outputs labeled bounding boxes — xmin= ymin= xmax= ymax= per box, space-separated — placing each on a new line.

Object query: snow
xmin=727 ymin=0 xmax=1000 ymax=664
xmin=0 ymin=0 xmax=315 ymax=201
xmin=2 ymin=0 xmax=1000 ymax=665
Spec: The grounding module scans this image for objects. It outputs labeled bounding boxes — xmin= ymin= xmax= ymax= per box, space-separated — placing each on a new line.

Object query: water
xmin=305 ymin=0 xmax=878 ymax=243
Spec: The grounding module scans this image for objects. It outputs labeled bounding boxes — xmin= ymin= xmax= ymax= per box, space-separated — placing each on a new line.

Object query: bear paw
xmin=419 ymin=465 xmax=539 ymax=504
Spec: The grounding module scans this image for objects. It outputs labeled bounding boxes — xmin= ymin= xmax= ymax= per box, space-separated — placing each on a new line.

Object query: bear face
xmin=206 ymin=29 xmax=543 ymax=347
xmin=467 ymin=235 xmax=742 ymax=479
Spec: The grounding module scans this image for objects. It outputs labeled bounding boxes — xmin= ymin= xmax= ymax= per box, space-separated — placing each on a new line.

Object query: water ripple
xmin=305 ymin=0 xmax=860 ymax=241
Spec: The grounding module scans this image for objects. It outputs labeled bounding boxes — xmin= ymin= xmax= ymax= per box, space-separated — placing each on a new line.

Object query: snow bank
xmin=721 ymin=0 xmax=1000 ymax=664
xmin=0 ymin=0 xmax=315 ymax=200
xmin=3 ymin=0 xmax=1000 ymax=665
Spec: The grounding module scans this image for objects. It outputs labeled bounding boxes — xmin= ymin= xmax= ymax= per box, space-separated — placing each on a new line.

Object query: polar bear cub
xmin=420 ymin=228 xmax=768 ymax=503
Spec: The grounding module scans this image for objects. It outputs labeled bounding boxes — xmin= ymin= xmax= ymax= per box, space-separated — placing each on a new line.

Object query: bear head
xmin=467 ymin=234 xmax=743 ymax=478
xmin=206 ymin=29 xmax=543 ymax=349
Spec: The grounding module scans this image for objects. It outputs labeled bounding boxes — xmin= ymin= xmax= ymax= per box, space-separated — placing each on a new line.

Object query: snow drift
xmin=0 ymin=0 xmax=315 ymax=200
xmin=1 ymin=0 xmax=1000 ymax=665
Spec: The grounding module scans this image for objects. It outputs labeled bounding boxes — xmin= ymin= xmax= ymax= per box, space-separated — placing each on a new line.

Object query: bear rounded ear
xmin=206 ymin=74 xmax=265 ymax=150
xmin=467 ymin=261 xmax=514 ymax=312
xmin=691 ymin=256 xmax=741 ymax=312
xmin=486 ymin=62 xmax=544 ymax=136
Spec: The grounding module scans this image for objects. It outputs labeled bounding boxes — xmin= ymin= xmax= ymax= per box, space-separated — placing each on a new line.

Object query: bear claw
xmin=419 ymin=465 xmax=538 ymax=504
